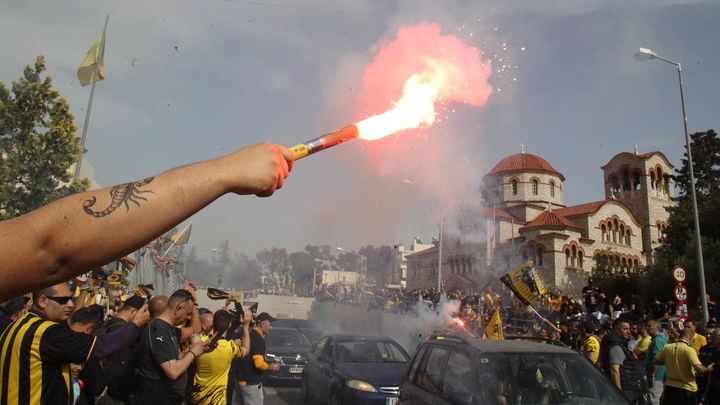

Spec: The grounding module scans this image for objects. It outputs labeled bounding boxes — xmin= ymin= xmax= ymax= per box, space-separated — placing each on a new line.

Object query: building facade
xmin=406 ymin=149 xmax=674 ymax=296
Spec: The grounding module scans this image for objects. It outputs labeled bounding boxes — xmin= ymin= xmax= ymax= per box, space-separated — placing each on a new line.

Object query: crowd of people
xmin=0 ymin=280 xmax=288 ymax=405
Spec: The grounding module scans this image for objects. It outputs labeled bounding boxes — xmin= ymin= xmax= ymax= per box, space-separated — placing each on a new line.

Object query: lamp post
xmin=635 ymin=47 xmax=709 ymax=325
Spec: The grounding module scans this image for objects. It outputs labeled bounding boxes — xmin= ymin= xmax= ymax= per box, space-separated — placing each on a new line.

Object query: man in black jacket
xmin=600 ymin=318 xmax=645 ymax=404
xmin=96 ymin=295 xmax=146 ymax=404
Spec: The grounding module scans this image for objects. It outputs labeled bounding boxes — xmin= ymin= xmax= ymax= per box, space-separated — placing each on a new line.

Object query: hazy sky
xmin=2 ymin=0 xmax=719 ymax=257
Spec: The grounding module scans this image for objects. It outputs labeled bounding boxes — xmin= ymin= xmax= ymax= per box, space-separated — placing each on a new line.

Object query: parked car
xmin=264 ymin=327 xmax=313 ymax=382
xmin=273 ymin=318 xmax=323 ymax=344
xmin=302 ymin=334 xmax=410 ymax=405
xmin=398 ymin=335 xmax=629 ymax=405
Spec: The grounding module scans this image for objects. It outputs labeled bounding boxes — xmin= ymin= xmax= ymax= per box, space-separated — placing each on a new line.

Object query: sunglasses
xmin=45 ymin=295 xmax=74 ymax=305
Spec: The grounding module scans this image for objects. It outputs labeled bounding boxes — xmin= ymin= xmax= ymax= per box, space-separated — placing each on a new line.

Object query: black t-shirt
xmin=137 ymin=318 xmax=186 ymax=396
xmin=235 ymin=328 xmax=266 ymax=385
xmin=582 ymin=286 xmax=599 ymax=309
xmin=649 ymin=301 xmax=667 ymax=319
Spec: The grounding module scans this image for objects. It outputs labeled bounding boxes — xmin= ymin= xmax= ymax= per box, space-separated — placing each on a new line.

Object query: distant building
xmin=389 ymin=240 xmax=434 ymax=288
xmin=322 ymin=269 xmax=359 ymax=286
xmin=406 ymin=148 xmax=673 ymax=296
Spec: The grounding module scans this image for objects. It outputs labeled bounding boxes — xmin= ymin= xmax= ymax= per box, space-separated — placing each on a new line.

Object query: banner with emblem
xmin=484 ymin=308 xmax=504 ymax=340
xmin=500 ymin=260 xmax=547 ymax=306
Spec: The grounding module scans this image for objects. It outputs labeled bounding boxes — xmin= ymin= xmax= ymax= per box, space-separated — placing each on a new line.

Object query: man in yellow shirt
xmin=633 ymin=321 xmax=652 ymax=360
xmin=189 ymin=308 xmax=253 ymax=405
xmin=655 ymin=328 xmax=714 ymax=404
xmin=580 ymin=324 xmax=601 ymax=365
xmin=686 ymin=320 xmax=708 ymax=354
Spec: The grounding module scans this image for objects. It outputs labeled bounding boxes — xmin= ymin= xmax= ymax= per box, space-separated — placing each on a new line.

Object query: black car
xmin=273 ymin=318 xmax=323 ymax=344
xmin=264 ymin=327 xmax=313 ymax=381
xmin=302 ymin=334 xmax=410 ymax=405
xmin=399 ymin=335 xmax=629 ymax=405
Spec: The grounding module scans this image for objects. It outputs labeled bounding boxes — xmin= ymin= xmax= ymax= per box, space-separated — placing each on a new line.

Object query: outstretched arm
xmin=0 ymin=143 xmax=293 ymax=301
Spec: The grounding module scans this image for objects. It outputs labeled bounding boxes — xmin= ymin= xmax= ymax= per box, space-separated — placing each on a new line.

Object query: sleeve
xmin=655 ymin=346 xmax=666 ymax=363
xmin=250 ymin=333 xmax=269 ymax=371
xmin=148 ymin=323 xmax=179 ymax=364
xmin=609 ymin=346 xmax=625 ymax=365
xmin=41 ymin=324 xmax=97 ymax=363
xmin=689 ymin=346 xmax=702 ymax=366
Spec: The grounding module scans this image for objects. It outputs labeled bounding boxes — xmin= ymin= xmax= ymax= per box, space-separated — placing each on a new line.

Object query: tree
xmin=358 ymin=245 xmax=393 ymax=285
xmin=0 ymin=56 xmax=87 ymax=219
xmin=648 ymin=130 xmax=720 ymax=314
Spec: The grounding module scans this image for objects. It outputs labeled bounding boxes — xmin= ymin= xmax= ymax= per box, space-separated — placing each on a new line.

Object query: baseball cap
xmin=256 ymin=312 xmax=276 ymax=324
xmin=123 ymin=295 xmax=146 ymax=310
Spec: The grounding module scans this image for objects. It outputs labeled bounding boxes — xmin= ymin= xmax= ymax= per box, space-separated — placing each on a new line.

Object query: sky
xmin=1 ymin=0 xmax=719 ymax=257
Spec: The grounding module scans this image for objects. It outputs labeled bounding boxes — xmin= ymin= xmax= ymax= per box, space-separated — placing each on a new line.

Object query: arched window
xmin=549 ymin=181 xmax=555 ymax=198
xmin=571 ymin=245 xmax=577 ymax=268
xmin=650 ymin=170 xmax=656 ymax=190
xmin=578 ymin=250 xmax=584 ymax=269
xmin=537 ymin=246 xmax=544 ymax=266
xmin=622 ymin=167 xmax=630 ymax=191
xmin=619 ymin=225 xmax=625 ymax=245
xmin=601 ymin=224 xmax=607 ymax=241
xmin=512 ymin=179 xmax=518 ymax=195
xmin=626 ymin=230 xmax=631 ymax=246
xmin=565 ymin=249 xmax=571 ymax=267
xmin=532 ymin=180 xmax=539 ymax=195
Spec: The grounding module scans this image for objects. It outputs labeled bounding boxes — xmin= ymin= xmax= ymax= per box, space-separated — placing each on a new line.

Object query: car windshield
xmin=267 ymin=329 xmax=311 ymax=347
xmin=448 ymin=352 xmax=626 ymax=405
xmin=336 ymin=339 xmax=409 ymax=363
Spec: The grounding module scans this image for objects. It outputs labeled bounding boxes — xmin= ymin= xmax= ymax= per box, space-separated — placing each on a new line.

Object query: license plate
xmin=289 ymin=367 xmax=304 ymax=374
xmin=386 ymin=398 xmax=398 ymax=405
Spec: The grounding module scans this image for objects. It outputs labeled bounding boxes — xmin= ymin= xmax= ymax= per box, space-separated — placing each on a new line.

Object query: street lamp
xmin=635 ymin=47 xmax=709 ymax=325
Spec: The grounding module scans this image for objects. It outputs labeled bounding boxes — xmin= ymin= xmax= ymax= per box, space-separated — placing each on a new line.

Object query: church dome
xmin=488 ymin=153 xmax=565 ymax=181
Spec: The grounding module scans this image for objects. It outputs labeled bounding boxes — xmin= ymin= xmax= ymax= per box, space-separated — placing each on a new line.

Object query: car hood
xmin=335 ymin=362 xmax=407 ymax=386
xmin=266 ymin=345 xmax=312 ymax=357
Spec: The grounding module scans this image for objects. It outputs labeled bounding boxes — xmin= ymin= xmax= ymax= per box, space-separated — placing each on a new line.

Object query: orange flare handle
xmin=289 ymin=125 xmax=359 ymax=160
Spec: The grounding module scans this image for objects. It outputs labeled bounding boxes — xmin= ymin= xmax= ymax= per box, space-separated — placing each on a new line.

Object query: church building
xmin=406 ymin=147 xmax=674 ymax=296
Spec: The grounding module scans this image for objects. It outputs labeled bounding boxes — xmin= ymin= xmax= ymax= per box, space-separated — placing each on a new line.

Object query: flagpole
xmin=75 ymin=15 xmax=109 ymax=179
xmin=162 ymin=221 xmax=192 ymax=257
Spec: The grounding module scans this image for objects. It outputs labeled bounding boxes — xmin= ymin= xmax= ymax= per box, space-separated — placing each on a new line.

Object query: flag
xmin=77 ymin=32 xmax=106 ymax=86
xmin=170 ymin=224 xmax=192 ymax=245
xmin=500 ymin=260 xmax=547 ymax=306
xmin=484 ymin=308 xmax=504 ymax=340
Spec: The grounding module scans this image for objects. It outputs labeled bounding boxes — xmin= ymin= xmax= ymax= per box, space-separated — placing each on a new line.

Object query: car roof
xmin=425 ymin=336 xmax=577 ymax=354
xmin=323 ymin=333 xmax=395 ymax=341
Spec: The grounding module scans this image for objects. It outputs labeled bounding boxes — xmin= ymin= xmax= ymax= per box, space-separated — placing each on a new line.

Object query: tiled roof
xmin=487 ymin=153 xmax=565 ymax=180
xmin=602 ymin=151 xmax=674 ymax=169
xmin=554 ymin=200 xmax=608 ymax=217
xmin=520 ymin=210 xmax=581 ymax=232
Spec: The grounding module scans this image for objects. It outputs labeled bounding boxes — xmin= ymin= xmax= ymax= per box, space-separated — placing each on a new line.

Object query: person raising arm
xmin=0 ymin=143 xmax=294 ymax=301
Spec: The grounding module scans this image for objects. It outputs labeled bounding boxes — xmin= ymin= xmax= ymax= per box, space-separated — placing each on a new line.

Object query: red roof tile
xmin=554 ymin=200 xmax=608 ymax=217
xmin=520 ymin=210 xmax=581 ymax=232
xmin=487 ymin=153 xmax=565 ymax=180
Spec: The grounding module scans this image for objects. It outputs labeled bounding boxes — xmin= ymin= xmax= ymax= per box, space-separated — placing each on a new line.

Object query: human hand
xmin=220 ymin=143 xmax=294 ymax=197
xmin=184 ymin=281 xmax=198 ymax=302
xmin=269 ymin=363 xmax=281 ymax=372
xmin=191 ymin=339 xmax=211 ymax=356
xmin=242 ymin=309 xmax=253 ymax=326
xmin=132 ymin=304 xmax=150 ymax=328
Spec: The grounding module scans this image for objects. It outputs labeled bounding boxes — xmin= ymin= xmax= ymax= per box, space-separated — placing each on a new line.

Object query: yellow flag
xmin=77 ymin=32 xmax=106 ymax=86
xmin=484 ymin=308 xmax=504 ymax=340
xmin=170 ymin=224 xmax=192 ymax=245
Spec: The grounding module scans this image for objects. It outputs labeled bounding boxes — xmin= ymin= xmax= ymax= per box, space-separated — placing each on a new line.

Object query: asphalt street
xmin=264 ymin=384 xmax=305 ymax=405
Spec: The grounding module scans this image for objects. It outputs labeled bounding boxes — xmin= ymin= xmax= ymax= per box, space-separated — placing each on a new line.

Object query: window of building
xmin=536 ymin=247 xmax=544 ymax=266
xmin=578 ymin=250 xmax=584 ymax=269
xmin=549 ymin=181 xmax=555 ymax=198
xmin=601 ymin=224 xmax=606 ymax=241
xmin=565 ymin=249 xmax=570 ymax=267
xmin=532 ymin=180 xmax=538 ymax=195
xmin=512 ymin=179 xmax=518 ymax=195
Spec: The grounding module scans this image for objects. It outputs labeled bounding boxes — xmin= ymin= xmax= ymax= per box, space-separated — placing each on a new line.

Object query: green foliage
xmin=0 ymin=56 xmax=88 ymax=219
xmin=648 ymin=129 xmax=720 ymax=306
xmin=591 ymin=253 xmax=642 ymax=301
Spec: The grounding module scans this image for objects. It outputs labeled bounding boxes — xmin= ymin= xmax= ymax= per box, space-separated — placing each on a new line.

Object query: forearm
xmin=163 ymin=352 xmax=197 ymax=380
xmin=0 ymin=157 xmax=227 ymax=300
xmin=241 ymin=325 xmax=250 ymax=356
xmin=91 ymin=322 xmax=141 ymax=359
xmin=610 ymin=368 xmax=622 ymax=389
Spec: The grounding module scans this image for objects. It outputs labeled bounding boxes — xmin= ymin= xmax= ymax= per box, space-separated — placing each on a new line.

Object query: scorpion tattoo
xmin=82 ymin=177 xmax=155 ymax=218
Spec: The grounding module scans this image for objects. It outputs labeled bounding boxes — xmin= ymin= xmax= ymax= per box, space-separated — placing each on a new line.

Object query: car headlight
xmin=346 ymin=379 xmax=378 ymax=393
